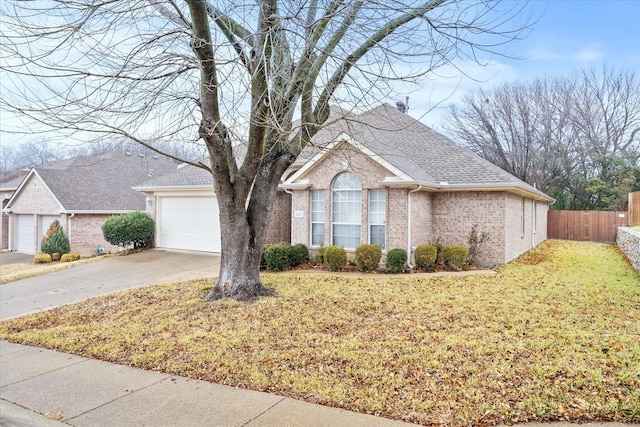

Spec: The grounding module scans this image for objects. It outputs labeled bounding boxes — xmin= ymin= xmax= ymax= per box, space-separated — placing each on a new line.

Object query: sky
xmin=0 ymin=0 xmax=639 ymax=148
xmin=405 ymin=0 xmax=640 ymax=131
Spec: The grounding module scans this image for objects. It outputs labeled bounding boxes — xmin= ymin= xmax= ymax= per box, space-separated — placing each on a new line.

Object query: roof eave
xmin=379 ymin=179 xmax=554 ymax=202
xmin=132 ymin=184 xmax=214 ymax=192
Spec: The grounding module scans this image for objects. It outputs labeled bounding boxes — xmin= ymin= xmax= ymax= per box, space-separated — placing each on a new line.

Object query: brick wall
xmin=8 ymin=174 xmax=60 ymax=214
xmin=432 ymin=191 xmax=507 ymax=264
xmin=265 ymin=191 xmax=292 ymax=244
xmin=1 ymin=197 xmax=9 ymax=249
xmin=69 ymin=214 xmax=122 ymax=256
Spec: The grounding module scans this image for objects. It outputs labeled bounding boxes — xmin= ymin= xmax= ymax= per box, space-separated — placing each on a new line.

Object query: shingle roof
xmin=300 ymin=104 xmax=534 ymax=187
xmin=25 ymin=151 xmax=177 ymax=211
xmin=135 ymin=159 xmax=213 ymax=189
xmin=134 ymin=104 xmax=551 ymax=201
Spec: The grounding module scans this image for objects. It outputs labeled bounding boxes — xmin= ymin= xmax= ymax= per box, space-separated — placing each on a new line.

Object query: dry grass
xmin=1 ymin=240 xmax=639 ymax=426
xmin=0 ymin=255 xmax=109 ymax=285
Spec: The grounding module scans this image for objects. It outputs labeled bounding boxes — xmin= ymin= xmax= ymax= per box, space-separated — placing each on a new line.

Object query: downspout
xmin=68 ymin=213 xmax=75 ymax=251
xmin=407 ymin=185 xmax=422 ymax=268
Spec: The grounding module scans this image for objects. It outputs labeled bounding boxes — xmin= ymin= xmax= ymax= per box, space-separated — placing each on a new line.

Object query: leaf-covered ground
xmin=1 ymin=240 xmax=639 ymax=426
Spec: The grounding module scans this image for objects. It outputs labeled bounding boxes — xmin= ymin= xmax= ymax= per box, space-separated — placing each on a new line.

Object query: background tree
xmin=446 ymin=65 xmax=640 ymax=210
xmin=1 ymin=0 xmax=532 ymax=300
xmin=0 ymin=139 xmax=63 ymax=178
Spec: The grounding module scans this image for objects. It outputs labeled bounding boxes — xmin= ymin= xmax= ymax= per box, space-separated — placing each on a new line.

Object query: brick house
xmin=0 ymin=170 xmax=29 ymax=250
xmin=282 ymin=104 xmax=553 ymax=264
xmin=3 ymin=151 xmax=177 ymax=256
xmin=138 ymin=104 xmax=553 ymax=265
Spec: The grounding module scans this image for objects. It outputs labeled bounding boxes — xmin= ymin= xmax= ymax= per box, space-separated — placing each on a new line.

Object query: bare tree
xmin=1 ymin=0 xmax=531 ymax=300
xmin=0 ymin=139 xmax=63 ymax=177
xmin=446 ymin=66 xmax=640 ymax=210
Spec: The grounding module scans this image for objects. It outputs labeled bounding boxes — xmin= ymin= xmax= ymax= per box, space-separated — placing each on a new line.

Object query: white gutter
xmin=407 ymin=185 xmax=422 ymax=268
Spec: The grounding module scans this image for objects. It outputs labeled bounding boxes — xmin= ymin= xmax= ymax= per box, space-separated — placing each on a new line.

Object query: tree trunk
xmin=206 ymin=216 xmax=267 ymax=301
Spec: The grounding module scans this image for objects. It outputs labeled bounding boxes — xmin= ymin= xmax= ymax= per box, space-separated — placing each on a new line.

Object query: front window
xmin=331 ymin=172 xmax=361 ymax=249
xmin=310 ymin=190 xmax=325 ymax=246
xmin=368 ymin=189 xmax=386 ymax=249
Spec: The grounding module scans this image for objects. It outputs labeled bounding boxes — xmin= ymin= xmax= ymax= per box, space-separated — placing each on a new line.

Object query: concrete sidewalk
xmin=1 ymin=341 xmax=416 ymax=427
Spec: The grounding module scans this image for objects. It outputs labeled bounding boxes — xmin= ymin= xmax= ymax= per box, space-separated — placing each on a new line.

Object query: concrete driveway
xmin=0 ymin=250 xmax=220 ymax=321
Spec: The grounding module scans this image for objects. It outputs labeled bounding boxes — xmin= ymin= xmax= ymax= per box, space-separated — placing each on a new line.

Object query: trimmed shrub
xmin=324 ymin=246 xmax=347 ymax=271
xmin=442 ymin=244 xmax=469 ymax=270
xmin=61 ymin=253 xmax=80 ymax=262
xmin=102 ymin=211 xmax=155 ymax=248
xmin=355 ymin=243 xmax=382 ymax=272
xmin=290 ymin=243 xmax=309 ymax=267
xmin=34 ymin=253 xmax=52 ymax=264
xmin=385 ymin=248 xmax=407 ymax=274
xmin=41 ymin=220 xmax=70 ymax=256
xmin=263 ymin=242 xmax=291 ymax=271
xmin=414 ymin=244 xmax=438 ymax=271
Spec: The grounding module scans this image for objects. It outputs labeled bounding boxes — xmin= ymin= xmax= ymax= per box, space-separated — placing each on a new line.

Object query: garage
xmin=14 ymin=214 xmax=34 ymax=254
xmin=156 ymin=194 xmax=221 ymax=252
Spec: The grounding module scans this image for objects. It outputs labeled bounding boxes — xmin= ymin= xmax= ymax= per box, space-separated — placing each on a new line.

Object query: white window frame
xmin=368 ymin=189 xmax=386 ymax=250
xmin=331 ymin=172 xmax=362 ymax=249
xmin=310 ymin=190 xmax=325 ymax=247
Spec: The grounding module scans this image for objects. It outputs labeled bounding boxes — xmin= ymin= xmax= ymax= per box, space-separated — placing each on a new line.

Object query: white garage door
xmin=157 ymin=196 xmax=221 ymax=252
xmin=14 ymin=214 xmax=34 ymax=254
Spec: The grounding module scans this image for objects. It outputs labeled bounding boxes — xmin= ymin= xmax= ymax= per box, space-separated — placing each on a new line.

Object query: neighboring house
xmin=1 ymin=170 xmax=29 ymax=250
xmin=3 ymin=151 xmax=177 ymax=255
xmin=137 ymin=104 xmax=553 ymax=265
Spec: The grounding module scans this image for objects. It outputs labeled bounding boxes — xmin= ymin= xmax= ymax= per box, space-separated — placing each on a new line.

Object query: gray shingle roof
xmin=301 ymin=104 xmax=535 ymax=188
xmin=29 ymin=151 xmax=177 ymax=211
xmin=135 ymin=159 xmax=213 ymax=189
xmin=134 ymin=104 xmax=550 ymax=200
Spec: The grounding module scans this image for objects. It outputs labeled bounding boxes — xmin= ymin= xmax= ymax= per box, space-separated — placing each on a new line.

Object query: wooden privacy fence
xmin=547 ymin=210 xmax=628 ymax=243
xmin=630 ymin=191 xmax=640 ymax=226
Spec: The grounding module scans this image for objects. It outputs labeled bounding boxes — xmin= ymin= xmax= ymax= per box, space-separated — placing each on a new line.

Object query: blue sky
xmin=409 ymin=0 xmax=640 ymax=130
xmin=1 ymin=0 xmax=639 ymax=147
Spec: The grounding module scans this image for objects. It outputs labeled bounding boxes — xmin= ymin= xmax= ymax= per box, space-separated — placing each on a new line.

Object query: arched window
xmin=331 ymin=172 xmax=361 ymax=249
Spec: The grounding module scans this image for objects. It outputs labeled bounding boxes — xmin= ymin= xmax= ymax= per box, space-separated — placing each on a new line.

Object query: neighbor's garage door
xmin=14 ymin=214 xmax=34 ymax=254
xmin=156 ymin=195 xmax=221 ymax=252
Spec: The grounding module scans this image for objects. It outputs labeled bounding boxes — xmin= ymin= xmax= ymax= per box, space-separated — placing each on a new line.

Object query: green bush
xmin=324 ymin=246 xmax=347 ymax=271
xmin=61 ymin=253 xmax=80 ymax=262
xmin=40 ymin=220 xmax=70 ymax=256
xmin=263 ymin=242 xmax=291 ymax=271
xmin=34 ymin=253 xmax=52 ymax=263
xmin=102 ymin=211 xmax=155 ymax=248
xmin=414 ymin=244 xmax=438 ymax=271
xmin=385 ymin=248 xmax=407 ymax=274
xmin=355 ymin=243 xmax=382 ymax=272
xmin=442 ymin=244 xmax=469 ymax=270
xmin=290 ymin=243 xmax=309 ymax=267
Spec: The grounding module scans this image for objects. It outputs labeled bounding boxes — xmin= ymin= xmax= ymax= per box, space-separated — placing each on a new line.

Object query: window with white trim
xmin=310 ymin=190 xmax=325 ymax=246
xmin=368 ymin=189 xmax=386 ymax=249
xmin=331 ymin=172 xmax=361 ymax=249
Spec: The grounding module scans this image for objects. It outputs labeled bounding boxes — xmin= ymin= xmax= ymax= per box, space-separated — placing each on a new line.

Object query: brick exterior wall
xmin=1 ymin=197 xmax=10 ymax=249
xmin=68 ymin=214 xmax=122 ymax=256
xmin=432 ymin=191 xmax=507 ymax=264
xmin=265 ymin=191 xmax=292 ymax=244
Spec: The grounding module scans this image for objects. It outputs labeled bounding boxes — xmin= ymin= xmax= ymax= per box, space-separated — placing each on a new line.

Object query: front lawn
xmin=1 ymin=240 xmax=638 ymax=426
